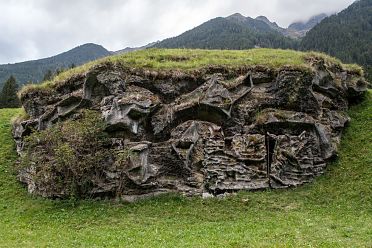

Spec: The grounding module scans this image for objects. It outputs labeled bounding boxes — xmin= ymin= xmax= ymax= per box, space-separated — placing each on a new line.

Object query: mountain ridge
xmin=152 ymin=14 xmax=298 ymax=50
xmin=152 ymin=12 xmax=330 ymax=50
xmin=0 ymin=11 xmax=348 ymax=89
xmin=0 ymin=43 xmax=111 ymax=88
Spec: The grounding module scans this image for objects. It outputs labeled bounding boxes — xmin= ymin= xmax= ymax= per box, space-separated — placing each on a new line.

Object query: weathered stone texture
xmin=14 ymin=59 xmax=368 ymax=199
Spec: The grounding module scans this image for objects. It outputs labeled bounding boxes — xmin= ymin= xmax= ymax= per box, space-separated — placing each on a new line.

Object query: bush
xmin=20 ymin=110 xmax=111 ymax=198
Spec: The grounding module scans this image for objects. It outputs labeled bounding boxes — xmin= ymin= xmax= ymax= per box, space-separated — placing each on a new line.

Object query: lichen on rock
xmin=13 ymin=51 xmax=368 ymax=200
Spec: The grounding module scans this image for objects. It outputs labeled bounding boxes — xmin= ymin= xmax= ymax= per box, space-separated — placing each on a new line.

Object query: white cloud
xmin=0 ymin=0 xmax=355 ymax=64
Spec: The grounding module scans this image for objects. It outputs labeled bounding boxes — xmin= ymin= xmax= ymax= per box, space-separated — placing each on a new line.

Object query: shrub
xmin=19 ymin=110 xmax=111 ymax=198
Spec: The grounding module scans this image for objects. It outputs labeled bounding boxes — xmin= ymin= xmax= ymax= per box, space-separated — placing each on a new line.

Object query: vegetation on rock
xmin=19 ymin=110 xmax=111 ymax=198
xmin=18 ymin=48 xmax=363 ymax=98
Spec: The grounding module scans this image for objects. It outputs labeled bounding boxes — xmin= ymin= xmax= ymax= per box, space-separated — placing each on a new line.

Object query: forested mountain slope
xmin=301 ymin=0 xmax=372 ymax=81
xmin=153 ymin=14 xmax=298 ymax=50
xmin=0 ymin=43 xmax=111 ymax=88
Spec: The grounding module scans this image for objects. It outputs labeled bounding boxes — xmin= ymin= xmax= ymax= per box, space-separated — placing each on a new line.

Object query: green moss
xmin=11 ymin=107 xmax=29 ymax=124
xmin=255 ymin=108 xmax=290 ymax=125
xmin=19 ymin=48 xmax=361 ymax=98
xmin=115 ymin=149 xmax=138 ymax=167
xmin=343 ymin=63 xmax=365 ymax=76
xmin=304 ymin=51 xmax=364 ymax=76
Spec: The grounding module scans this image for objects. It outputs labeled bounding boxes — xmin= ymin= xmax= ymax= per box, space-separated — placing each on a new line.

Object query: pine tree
xmin=43 ymin=70 xmax=53 ymax=81
xmin=55 ymin=67 xmax=65 ymax=76
xmin=0 ymin=76 xmax=21 ymax=108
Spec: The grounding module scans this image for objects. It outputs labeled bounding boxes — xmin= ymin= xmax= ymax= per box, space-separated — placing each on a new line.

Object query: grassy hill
xmin=0 ymin=89 xmax=370 ymax=246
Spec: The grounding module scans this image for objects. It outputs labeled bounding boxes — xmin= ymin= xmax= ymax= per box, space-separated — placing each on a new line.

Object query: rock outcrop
xmin=13 ymin=57 xmax=368 ymax=199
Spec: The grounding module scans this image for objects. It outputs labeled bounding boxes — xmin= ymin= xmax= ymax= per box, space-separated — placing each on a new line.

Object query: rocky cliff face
xmin=13 ymin=57 xmax=368 ymax=199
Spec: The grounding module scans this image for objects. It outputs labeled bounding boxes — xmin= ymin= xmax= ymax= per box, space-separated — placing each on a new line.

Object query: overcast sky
xmin=0 ymin=0 xmax=355 ymax=64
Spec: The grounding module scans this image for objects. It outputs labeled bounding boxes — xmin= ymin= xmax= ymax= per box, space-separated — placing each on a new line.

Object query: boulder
xmin=14 ymin=58 xmax=368 ymax=199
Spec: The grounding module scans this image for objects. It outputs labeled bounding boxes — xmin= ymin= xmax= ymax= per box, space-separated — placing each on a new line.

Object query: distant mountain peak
xmin=310 ymin=13 xmax=328 ymax=20
xmin=114 ymin=41 xmax=159 ymax=55
xmin=153 ymin=12 xmax=297 ymax=51
xmin=77 ymin=43 xmax=105 ymax=48
xmin=227 ymin=13 xmax=246 ymax=19
xmin=255 ymin=16 xmax=270 ymax=22
xmin=288 ymin=13 xmax=328 ymax=31
xmin=255 ymin=16 xmax=280 ymax=29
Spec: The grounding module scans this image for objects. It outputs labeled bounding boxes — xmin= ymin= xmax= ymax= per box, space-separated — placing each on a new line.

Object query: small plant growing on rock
xmin=115 ymin=149 xmax=137 ymax=166
xmin=19 ymin=110 xmax=111 ymax=198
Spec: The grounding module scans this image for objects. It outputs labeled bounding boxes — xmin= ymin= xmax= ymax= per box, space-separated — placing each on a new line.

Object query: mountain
xmin=153 ymin=14 xmax=298 ymax=50
xmin=0 ymin=43 xmax=111 ymax=88
xmin=301 ymin=0 xmax=372 ymax=81
xmin=288 ymin=14 xmax=328 ymax=37
xmin=255 ymin=16 xmax=282 ymax=30
xmin=114 ymin=42 xmax=159 ymax=54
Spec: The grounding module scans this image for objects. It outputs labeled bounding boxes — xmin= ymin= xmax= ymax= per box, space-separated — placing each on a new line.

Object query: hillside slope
xmin=0 ymin=90 xmax=370 ymax=247
xmin=153 ymin=14 xmax=298 ymax=50
xmin=0 ymin=43 xmax=112 ymax=88
xmin=301 ymin=0 xmax=372 ymax=81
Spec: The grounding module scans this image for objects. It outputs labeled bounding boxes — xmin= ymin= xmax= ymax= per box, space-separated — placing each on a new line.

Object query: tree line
xmin=0 ymin=64 xmax=75 ymax=109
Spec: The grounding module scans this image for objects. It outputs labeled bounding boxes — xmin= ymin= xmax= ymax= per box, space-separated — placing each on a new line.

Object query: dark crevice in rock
xmin=265 ymin=133 xmax=276 ymax=184
xmin=153 ymin=104 xmax=230 ymax=142
xmin=129 ymin=77 xmax=205 ymax=104
xmin=83 ymin=72 xmax=111 ymax=104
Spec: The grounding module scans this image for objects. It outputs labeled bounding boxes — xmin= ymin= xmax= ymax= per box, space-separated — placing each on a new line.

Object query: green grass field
xmin=0 ymin=92 xmax=371 ymax=247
